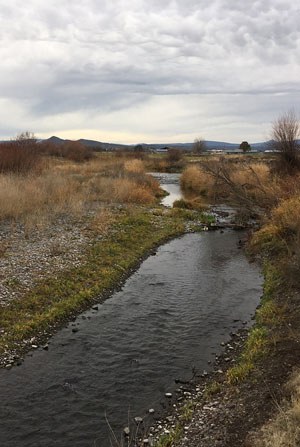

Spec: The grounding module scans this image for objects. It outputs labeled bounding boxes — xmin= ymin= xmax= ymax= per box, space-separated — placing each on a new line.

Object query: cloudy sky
xmin=0 ymin=0 xmax=299 ymax=144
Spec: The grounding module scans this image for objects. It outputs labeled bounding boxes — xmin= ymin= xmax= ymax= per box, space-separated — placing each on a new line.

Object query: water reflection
xmin=149 ymin=172 xmax=182 ymax=207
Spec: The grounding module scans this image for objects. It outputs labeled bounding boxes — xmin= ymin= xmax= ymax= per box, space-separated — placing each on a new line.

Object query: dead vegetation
xmin=178 ymin=118 xmax=300 ymax=446
xmin=250 ymin=370 xmax=300 ymax=447
xmin=0 ymin=153 xmax=160 ymax=226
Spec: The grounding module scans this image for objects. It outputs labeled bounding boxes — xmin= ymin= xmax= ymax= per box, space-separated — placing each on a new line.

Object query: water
xmin=0 ymin=232 xmax=262 ymax=447
xmin=150 ymin=172 xmax=182 ymax=206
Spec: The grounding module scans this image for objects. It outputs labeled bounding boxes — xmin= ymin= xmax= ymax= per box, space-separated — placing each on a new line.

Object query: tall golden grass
xmin=180 ymin=160 xmax=284 ymax=211
xmin=124 ymin=159 xmax=145 ymax=174
xmin=180 ymin=165 xmax=214 ymax=197
xmin=0 ymin=173 xmax=83 ymax=222
xmin=0 ymin=155 xmax=159 ymax=225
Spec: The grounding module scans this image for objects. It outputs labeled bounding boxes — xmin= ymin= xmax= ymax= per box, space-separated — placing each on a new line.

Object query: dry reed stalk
xmin=124 ymin=159 xmax=145 ymax=174
xmin=180 ymin=165 xmax=214 ymax=196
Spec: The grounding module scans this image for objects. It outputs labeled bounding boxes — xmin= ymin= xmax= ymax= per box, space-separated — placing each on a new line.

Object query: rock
xmin=149 ymin=408 xmax=155 ymax=414
xmin=31 ymin=344 xmax=38 ymax=349
xmin=42 ymin=344 xmax=49 ymax=350
xmin=123 ymin=427 xmax=130 ymax=436
xmin=92 ymin=305 xmax=98 ymax=311
xmin=134 ymin=416 xmax=143 ymax=424
xmin=165 ymin=393 xmax=172 ymax=398
xmin=72 ymin=328 xmax=79 ymax=333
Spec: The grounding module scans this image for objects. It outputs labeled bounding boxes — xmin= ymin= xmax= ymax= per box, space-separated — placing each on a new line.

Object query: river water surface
xmin=0 ymin=231 xmax=262 ymax=447
xmin=150 ymin=172 xmax=182 ymax=207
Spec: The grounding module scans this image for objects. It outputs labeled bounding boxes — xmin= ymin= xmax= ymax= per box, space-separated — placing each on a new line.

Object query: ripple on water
xmin=0 ymin=231 xmax=262 ymax=447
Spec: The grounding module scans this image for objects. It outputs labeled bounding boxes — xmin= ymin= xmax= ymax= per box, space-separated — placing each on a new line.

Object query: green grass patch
xmin=226 ymin=327 xmax=268 ymax=384
xmin=226 ymin=262 xmax=282 ymax=385
xmin=154 ymin=424 xmax=183 ymax=447
xmin=0 ymin=208 xmax=185 ymax=357
xmin=179 ymin=400 xmax=196 ymax=423
xmin=204 ymin=380 xmax=222 ymax=397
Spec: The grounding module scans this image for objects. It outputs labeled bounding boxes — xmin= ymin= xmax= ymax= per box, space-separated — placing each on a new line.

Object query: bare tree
xmin=272 ymin=110 xmax=300 ymax=174
xmin=193 ymin=138 xmax=206 ymax=154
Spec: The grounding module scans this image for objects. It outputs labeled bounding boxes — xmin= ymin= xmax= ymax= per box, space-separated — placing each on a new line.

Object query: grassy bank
xmin=0 ymin=208 xmax=187 ymax=364
xmin=158 ymin=153 xmax=300 ymax=447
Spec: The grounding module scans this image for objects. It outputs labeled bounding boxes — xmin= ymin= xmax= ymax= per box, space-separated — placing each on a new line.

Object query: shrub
xmin=0 ymin=140 xmax=40 ymax=174
xmin=167 ymin=148 xmax=183 ymax=163
xmin=173 ymin=198 xmax=206 ymax=210
xmin=180 ymin=165 xmax=213 ymax=196
xmin=40 ymin=141 xmax=94 ymax=162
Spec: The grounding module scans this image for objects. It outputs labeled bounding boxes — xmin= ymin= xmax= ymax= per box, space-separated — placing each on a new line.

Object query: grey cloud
xmin=0 ymin=0 xmax=299 ymax=141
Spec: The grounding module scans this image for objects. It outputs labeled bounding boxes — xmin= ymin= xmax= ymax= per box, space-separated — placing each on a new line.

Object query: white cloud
xmin=0 ymin=0 xmax=299 ymax=142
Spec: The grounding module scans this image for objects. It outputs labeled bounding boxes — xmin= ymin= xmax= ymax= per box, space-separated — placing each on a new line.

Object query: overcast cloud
xmin=0 ymin=0 xmax=299 ymax=143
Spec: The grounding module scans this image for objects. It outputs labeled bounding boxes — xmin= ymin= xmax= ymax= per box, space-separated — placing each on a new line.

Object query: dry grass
xmin=231 ymin=162 xmax=270 ymax=187
xmin=250 ymin=370 xmax=300 ymax=447
xmin=180 ymin=165 xmax=214 ymax=197
xmin=0 ymin=154 xmax=160 ymax=226
xmin=0 ymin=173 xmax=83 ymax=222
xmin=271 ymin=197 xmax=300 ymax=237
xmin=124 ymin=159 xmax=145 ymax=174
xmin=89 ymin=208 xmax=116 ymax=234
xmin=181 ymin=159 xmax=285 ymax=213
xmin=250 ymin=196 xmax=300 ymax=259
xmin=111 ymin=178 xmax=155 ymax=203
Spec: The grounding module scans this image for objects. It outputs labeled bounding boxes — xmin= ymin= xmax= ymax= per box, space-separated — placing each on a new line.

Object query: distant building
xmin=155 ymin=147 xmax=169 ymax=153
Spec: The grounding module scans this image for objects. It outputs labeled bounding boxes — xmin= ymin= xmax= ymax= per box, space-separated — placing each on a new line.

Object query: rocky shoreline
xmin=1 ymin=204 xmax=278 ymax=447
xmin=138 ymin=292 xmax=300 ymax=447
xmin=0 ymin=208 xmax=187 ymax=369
xmin=128 ymin=327 xmax=251 ymax=446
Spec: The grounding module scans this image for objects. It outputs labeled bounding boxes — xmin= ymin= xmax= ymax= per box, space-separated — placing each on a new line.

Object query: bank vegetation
xmin=177 ymin=111 xmax=300 ymax=446
xmin=2 ymin=118 xmax=300 ymax=446
xmin=0 ymin=136 xmax=208 ymax=368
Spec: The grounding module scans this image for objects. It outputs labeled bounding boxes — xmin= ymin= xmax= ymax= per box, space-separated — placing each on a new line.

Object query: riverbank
xmin=0 ymin=200 xmax=221 ymax=369
xmin=2 ymin=151 xmax=299 ymax=447
xmin=146 ymin=259 xmax=300 ymax=447
xmin=0 ymin=207 xmax=182 ymax=367
xmin=147 ymin=157 xmax=300 ymax=447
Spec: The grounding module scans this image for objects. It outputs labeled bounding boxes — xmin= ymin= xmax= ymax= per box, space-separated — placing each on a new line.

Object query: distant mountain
xmin=1 ymin=135 xmax=276 ymax=152
xmin=44 ymin=136 xmax=130 ymax=151
xmin=47 ymin=136 xmax=65 ymax=145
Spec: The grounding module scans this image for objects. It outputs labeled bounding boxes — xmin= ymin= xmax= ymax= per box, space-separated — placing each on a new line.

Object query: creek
xmin=0 ymin=176 xmax=263 ymax=447
xmin=150 ymin=172 xmax=182 ymax=207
